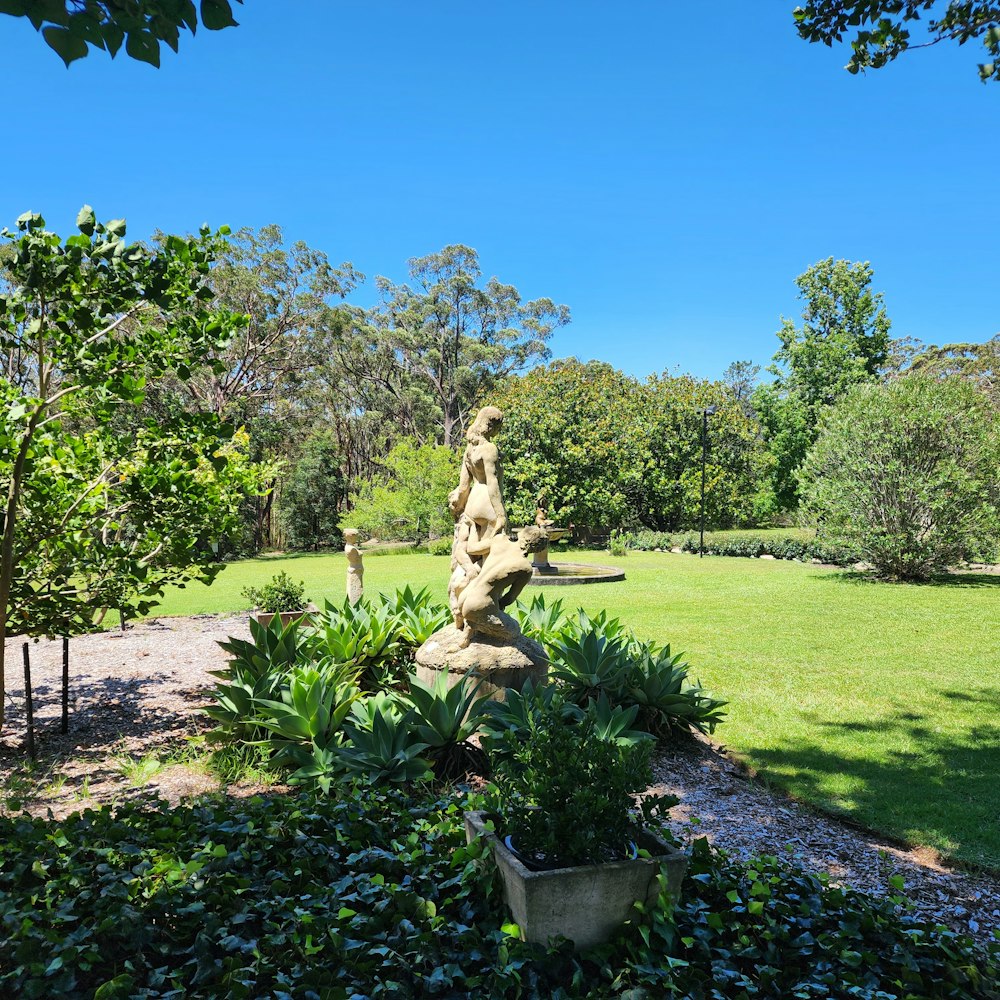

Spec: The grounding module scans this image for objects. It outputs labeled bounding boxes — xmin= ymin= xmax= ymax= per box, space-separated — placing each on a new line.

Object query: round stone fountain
xmin=529 ymin=525 xmax=625 ymax=586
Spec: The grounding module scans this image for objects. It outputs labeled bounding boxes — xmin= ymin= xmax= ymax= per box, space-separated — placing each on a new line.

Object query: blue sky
xmin=3 ymin=1 xmax=997 ymax=380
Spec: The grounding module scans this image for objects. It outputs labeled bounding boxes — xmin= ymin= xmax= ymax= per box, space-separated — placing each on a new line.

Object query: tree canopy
xmin=0 ymin=207 xmax=258 ymax=728
xmin=2 ymin=0 xmax=241 ymax=67
xmin=794 ymin=1 xmax=1000 ymax=83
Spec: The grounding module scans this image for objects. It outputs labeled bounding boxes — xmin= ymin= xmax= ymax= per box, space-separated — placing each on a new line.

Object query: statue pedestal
xmin=414 ymin=618 xmax=548 ymax=702
xmin=531 ymin=544 xmax=559 ymax=575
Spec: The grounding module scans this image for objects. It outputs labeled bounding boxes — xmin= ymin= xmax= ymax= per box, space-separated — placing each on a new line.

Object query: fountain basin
xmin=529 ymin=561 xmax=625 ymax=586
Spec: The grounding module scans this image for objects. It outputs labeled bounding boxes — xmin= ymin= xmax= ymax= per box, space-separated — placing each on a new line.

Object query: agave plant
xmin=583 ymin=692 xmax=656 ymax=747
xmin=314 ymin=599 xmax=405 ymax=686
xmin=253 ymin=660 xmax=362 ymax=746
xmin=548 ymin=631 xmax=632 ymax=705
xmin=625 ymin=645 xmax=727 ymax=737
xmin=347 ymin=690 xmax=406 ymax=732
xmin=205 ymin=615 xmax=313 ymax=741
xmin=561 ymin=608 xmax=631 ymax=645
xmin=400 ymin=671 xmax=490 ymax=781
xmin=512 ymin=593 xmax=569 ymax=644
xmin=338 ymin=704 xmax=431 ymax=784
xmin=392 ymin=602 xmax=452 ymax=647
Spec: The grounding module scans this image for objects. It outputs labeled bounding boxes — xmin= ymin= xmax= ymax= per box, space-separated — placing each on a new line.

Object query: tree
xmin=489 ymin=360 xmax=773 ymax=533
xmin=794 ymin=2 xmax=1000 ymax=83
xmin=278 ymin=431 xmax=346 ymax=551
xmin=343 ymin=438 xmax=459 ymax=542
xmin=354 ymin=245 xmax=570 ymax=447
xmin=799 ymin=375 xmax=1000 ymax=580
xmin=907 ymin=334 xmax=999 ymax=405
xmin=3 ymin=0 xmax=241 ymax=67
xmin=0 ymin=208 xmax=253 ymax=729
xmin=754 ymin=257 xmax=892 ymax=509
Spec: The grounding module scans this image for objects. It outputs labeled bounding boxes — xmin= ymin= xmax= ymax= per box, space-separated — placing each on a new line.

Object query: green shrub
xmin=487 ymin=707 xmax=663 ymax=868
xmin=240 ymin=570 xmax=307 ymax=612
xmin=800 ymin=375 xmax=1000 ymax=580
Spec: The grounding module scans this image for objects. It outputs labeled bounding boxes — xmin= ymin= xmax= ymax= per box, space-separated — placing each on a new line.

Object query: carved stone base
xmin=414 ymin=616 xmax=548 ymax=702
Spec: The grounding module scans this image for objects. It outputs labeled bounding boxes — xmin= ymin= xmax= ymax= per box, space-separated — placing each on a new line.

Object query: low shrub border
xmin=617 ymin=529 xmax=860 ymax=566
xmin=1 ymin=787 xmax=996 ymax=999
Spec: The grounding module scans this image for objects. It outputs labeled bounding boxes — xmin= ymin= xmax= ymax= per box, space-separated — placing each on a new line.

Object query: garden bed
xmin=1 ymin=614 xmax=997 ymax=947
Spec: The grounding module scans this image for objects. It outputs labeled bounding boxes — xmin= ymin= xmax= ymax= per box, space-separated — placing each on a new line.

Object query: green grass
xmin=155 ymin=548 xmax=1000 ymax=869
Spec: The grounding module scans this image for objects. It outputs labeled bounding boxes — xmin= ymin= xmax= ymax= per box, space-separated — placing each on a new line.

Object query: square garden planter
xmin=465 ymin=810 xmax=687 ymax=950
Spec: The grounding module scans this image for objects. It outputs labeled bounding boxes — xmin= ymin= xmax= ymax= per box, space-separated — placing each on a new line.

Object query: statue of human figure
xmin=450 ymin=406 xmax=507 ymax=559
xmin=457 ymin=526 xmax=547 ymax=645
xmin=344 ymin=528 xmax=364 ymax=605
xmin=448 ymin=513 xmax=478 ymax=631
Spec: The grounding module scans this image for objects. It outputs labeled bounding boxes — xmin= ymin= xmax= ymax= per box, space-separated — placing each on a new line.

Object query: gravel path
xmin=1 ymin=614 xmax=997 ymax=947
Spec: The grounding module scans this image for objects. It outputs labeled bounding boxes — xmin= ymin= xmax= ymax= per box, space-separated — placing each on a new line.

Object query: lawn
xmin=155 ymin=548 xmax=1000 ymax=870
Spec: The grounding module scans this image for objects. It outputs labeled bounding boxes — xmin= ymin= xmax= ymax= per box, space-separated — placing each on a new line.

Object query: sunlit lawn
xmin=155 ymin=548 xmax=1000 ymax=870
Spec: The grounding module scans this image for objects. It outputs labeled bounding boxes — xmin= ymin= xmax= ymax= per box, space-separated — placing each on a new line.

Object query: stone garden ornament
xmin=344 ymin=528 xmax=364 ymax=606
xmin=415 ymin=406 xmax=548 ymax=699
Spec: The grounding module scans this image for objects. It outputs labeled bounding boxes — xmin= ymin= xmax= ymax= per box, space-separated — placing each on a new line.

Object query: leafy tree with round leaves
xmin=0 ymin=207 xmax=254 ymax=729
xmin=2 ymin=0 xmax=241 ymax=67
xmin=799 ymin=374 xmax=1000 ymax=580
xmin=794 ymin=2 xmax=1000 ymax=84
xmin=343 ymin=438 xmax=459 ymax=542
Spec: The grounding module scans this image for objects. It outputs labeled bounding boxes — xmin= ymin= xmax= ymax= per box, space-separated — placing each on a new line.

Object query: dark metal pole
xmin=700 ymin=409 xmax=708 ymax=558
xmin=699 ymin=406 xmax=716 ymax=558
xmin=61 ymin=637 xmax=69 ymax=734
xmin=22 ymin=642 xmax=35 ymax=760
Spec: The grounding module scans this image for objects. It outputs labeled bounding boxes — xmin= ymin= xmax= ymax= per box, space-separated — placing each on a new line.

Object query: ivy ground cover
xmin=154 ymin=549 xmax=1000 ymax=869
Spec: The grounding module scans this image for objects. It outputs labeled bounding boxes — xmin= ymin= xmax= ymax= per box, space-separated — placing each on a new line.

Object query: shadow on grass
xmin=825 ymin=570 xmax=1000 ymax=589
xmin=742 ymin=696 xmax=1000 ymax=870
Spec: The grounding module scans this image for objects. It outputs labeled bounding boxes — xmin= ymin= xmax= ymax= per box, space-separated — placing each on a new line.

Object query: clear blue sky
xmin=3 ymin=1 xmax=997 ymax=380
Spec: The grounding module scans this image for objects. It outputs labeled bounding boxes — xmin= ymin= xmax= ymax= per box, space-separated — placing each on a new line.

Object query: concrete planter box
xmin=465 ymin=810 xmax=687 ymax=950
xmin=254 ymin=610 xmax=311 ymax=629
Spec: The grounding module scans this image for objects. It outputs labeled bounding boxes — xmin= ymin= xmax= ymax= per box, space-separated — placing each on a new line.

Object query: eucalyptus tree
xmin=357 ymin=245 xmax=570 ymax=447
xmin=0 ymin=208 xmax=255 ymax=729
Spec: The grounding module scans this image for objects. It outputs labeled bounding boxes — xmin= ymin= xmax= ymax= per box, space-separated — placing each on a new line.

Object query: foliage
xmin=0 ymin=208 xmax=256 ymax=729
xmin=487 ymin=706 xmax=661 ymax=868
xmin=754 ymin=258 xmax=892 ymax=510
xmin=277 ymin=430 xmax=346 ymax=551
xmin=490 ymin=359 xmax=773 ymax=531
xmin=908 ymin=333 xmax=1000 ymax=405
xmin=800 ymin=374 xmax=1000 ymax=580
xmin=4 ymin=0 xmax=242 ymax=67
xmin=347 ymin=244 xmax=570 ymax=446
xmin=240 ymin=570 xmax=307 ymax=612
xmin=398 ymin=671 xmax=490 ymax=781
xmin=339 ymin=704 xmax=431 ymax=783
xmin=1 ymin=789 xmax=995 ymax=998
xmin=344 ymin=437 xmax=459 ymax=542
xmin=617 ymin=529 xmax=862 ymax=565
xmin=794 ymin=0 xmax=1000 ymax=84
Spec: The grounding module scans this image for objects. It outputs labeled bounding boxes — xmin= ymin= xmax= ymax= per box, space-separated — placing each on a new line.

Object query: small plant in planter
xmin=468 ymin=705 xmax=686 ymax=949
xmin=242 ymin=572 xmax=310 ymax=628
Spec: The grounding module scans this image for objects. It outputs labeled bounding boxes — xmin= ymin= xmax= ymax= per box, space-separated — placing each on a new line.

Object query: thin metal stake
xmin=22 ymin=642 xmax=35 ymax=760
xmin=61 ymin=637 xmax=69 ymax=734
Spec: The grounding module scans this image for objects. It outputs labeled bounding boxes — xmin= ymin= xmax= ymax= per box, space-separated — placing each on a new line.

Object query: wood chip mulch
xmin=1 ymin=614 xmax=997 ymax=948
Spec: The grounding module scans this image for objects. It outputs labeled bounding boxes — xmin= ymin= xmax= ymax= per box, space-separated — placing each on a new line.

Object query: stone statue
xmin=414 ymin=405 xmax=547 ymax=701
xmin=450 ymin=405 xmax=507 ymax=558
xmin=456 ymin=526 xmax=547 ymax=645
xmin=344 ymin=528 xmax=364 ymax=605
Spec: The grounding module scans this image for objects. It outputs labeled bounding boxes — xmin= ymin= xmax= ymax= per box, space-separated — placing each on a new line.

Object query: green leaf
xmin=125 ymin=29 xmax=160 ymax=67
xmin=201 ymin=0 xmax=237 ymax=31
xmin=76 ymin=205 xmax=96 ymax=236
xmin=105 ymin=218 xmax=127 ymax=237
xmin=42 ymin=25 xmax=88 ymax=66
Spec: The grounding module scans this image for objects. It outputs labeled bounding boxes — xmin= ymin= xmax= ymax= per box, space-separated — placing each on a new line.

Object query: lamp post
xmin=699 ymin=405 xmax=717 ymax=558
